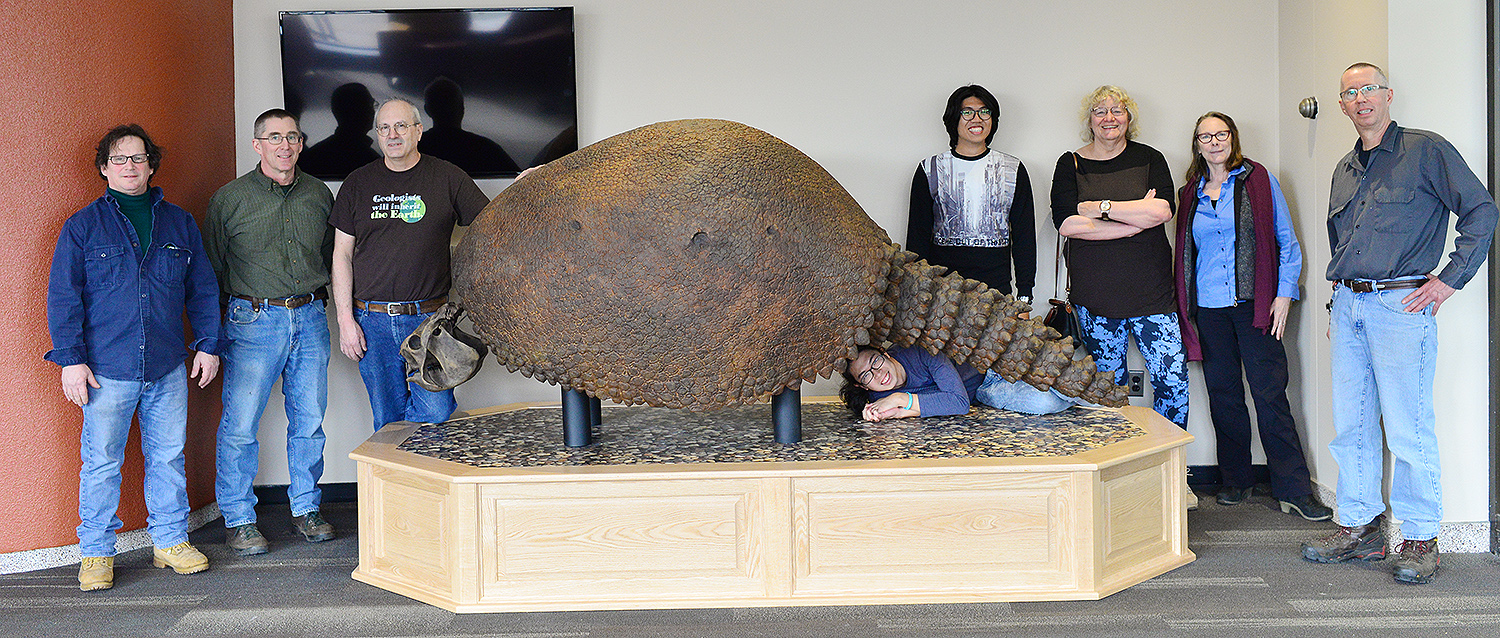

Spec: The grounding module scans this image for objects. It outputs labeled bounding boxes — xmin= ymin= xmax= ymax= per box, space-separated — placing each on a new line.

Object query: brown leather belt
xmin=233 ymin=288 xmax=327 ymax=310
xmin=1334 ymin=278 xmax=1425 ymax=293
xmin=356 ymin=295 xmax=448 ymax=315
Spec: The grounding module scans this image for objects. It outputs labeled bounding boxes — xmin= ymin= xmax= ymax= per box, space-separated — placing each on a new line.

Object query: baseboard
xmin=1186 ymin=464 xmax=1272 ymax=487
xmin=251 ymin=482 xmax=358 ymax=505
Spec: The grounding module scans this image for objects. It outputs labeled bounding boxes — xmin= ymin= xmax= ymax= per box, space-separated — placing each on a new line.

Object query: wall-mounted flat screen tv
xmin=281 ymin=7 xmax=576 ymax=180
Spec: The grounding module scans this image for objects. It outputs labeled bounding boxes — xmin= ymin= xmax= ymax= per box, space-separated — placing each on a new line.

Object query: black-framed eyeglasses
xmin=959 ymin=108 xmax=992 ymax=121
xmin=855 ymin=352 xmax=888 ymax=387
xmin=1338 ymin=84 xmax=1388 ymax=102
xmin=107 ymin=154 xmax=149 ymax=165
xmin=375 ymin=121 xmax=416 ymax=136
xmin=255 ymin=132 xmax=305 ymax=145
xmin=1195 ymin=131 xmax=1231 ymax=144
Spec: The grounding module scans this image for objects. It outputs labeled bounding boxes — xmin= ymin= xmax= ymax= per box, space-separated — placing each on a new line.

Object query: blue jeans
xmin=216 ymin=298 xmax=330 ymax=527
xmin=976 ymin=371 xmax=1090 ymax=414
xmin=1329 ymin=283 xmax=1439 ymax=540
xmin=78 ymin=364 xmax=189 ymax=557
xmin=1074 ymin=305 xmax=1189 ymax=428
xmin=356 ymin=305 xmax=456 ymax=429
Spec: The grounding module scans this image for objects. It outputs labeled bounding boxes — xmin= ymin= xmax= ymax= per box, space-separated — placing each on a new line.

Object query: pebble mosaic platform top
xmin=395 ymin=403 xmax=1145 ymax=468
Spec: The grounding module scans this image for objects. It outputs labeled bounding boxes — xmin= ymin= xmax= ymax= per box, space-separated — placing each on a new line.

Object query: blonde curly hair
xmin=1079 ymin=85 xmax=1140 ymax=142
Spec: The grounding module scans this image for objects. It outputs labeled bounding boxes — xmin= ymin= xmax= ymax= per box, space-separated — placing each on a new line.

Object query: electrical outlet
xmin=1127 ymin=371 xmax=1146 ymax=397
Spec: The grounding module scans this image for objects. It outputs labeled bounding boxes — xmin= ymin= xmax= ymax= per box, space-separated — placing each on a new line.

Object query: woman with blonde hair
xmin=1049 ymin=86 xmax=1187 ymax=427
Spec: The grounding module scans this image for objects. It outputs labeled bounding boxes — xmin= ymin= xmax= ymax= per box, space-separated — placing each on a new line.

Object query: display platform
xmin=349 ymin=400 xmax=1194 ymax=613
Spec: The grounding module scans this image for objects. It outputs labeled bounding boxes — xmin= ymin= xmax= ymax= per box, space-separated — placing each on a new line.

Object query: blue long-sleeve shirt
xmin=45 ymin=187 xmax=222 ymax=382
xmin=869 ymin=346 xmax=983 ymax=417
xmin=1326 ymin=122 xmax=1497 ymax=288
xmin=1191 ymin=166 xmax=1302 ymax=307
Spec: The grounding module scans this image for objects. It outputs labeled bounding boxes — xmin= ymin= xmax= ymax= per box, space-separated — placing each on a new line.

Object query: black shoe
xmin=1301 ymin=516 xmax=1385 ymax=563
xmin=226 ymin=523 xmax=269 ymax=555
xmin=293 ymin=511 xmax=335 ymax=542
xmin=1392 ymin=539 xmax=1440 ymax=584
xmin=1280 ymin=494 xmax=1333 ymax=521
xmin=1216 ymin=486 xmax=1253 ymax=506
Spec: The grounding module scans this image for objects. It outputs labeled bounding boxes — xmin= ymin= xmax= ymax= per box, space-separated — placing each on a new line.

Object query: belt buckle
xmin=1351 ymin=280 xmax=1375 ymax=293
xmin=386 ymin=302 xmax=405 ymax=316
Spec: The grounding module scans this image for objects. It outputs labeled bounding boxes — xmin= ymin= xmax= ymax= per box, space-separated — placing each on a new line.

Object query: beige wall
xmin=232 ymin=0 xmax=1492 ymax=530
xmin=235 ymin=0 xmax=1284 ymax=485
xmin=1388 ymin=0 xmax=1489 ymax=525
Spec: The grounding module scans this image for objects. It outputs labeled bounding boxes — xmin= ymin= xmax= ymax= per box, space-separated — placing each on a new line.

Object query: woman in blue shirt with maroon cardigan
xmin=1172 ymin=111 xmax=1329 ymax=522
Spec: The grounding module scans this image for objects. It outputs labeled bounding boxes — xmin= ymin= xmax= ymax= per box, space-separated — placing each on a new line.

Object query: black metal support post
xmin=562 ymin=387 xmax=592 ymax=448
xmin=589 ymin=396 xmax=602 ymax=427
xmin=772 ymin=385 xmax=802 ymax=444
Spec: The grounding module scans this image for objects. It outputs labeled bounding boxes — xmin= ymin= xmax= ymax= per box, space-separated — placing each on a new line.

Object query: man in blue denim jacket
xmin=1300 ymin=63 xmax=1498 ymax=585
xmin=45 ymin=124 xmax=223 ymax=591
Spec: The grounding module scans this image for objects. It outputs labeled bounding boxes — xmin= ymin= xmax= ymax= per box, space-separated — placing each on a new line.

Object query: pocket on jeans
xmin=226 ymin=301 xmax=261 ymax=325
xmin=1375 ymin=288 xmax=1431 ymax=315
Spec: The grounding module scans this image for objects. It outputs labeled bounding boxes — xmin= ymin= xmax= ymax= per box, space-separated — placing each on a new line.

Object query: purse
xmin=1042 ymin=234 xmax=1090 ymax=356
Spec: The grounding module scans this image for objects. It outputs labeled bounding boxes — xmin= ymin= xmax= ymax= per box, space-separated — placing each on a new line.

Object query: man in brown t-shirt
xmin=330 ymin=98 xmax=489 ymax=429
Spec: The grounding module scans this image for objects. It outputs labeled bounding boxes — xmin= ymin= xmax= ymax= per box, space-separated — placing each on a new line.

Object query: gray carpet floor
xmin=2 ymin=494 xmax=1497 ymax=638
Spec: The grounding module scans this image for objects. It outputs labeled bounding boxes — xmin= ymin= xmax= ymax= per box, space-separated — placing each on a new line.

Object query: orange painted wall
xmin=0 ymin=1 xmax=234 ymax=552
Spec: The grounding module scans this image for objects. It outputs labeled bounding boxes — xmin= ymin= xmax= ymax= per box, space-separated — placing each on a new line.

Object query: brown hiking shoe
xmin=152 ymin=542 xmax=209 ymax=574
xmin=226 ymin=523 xmax=269 ymax=556
xmin=293 ymin=511 xmax=335 ymax=542
xmin=1391 ymin=539 xmax=1440 ymax=584
xmin=78 ymin=556 xmax=113 ymax=591
xmin=1301 ymin=516 xmax=1386 ymax=563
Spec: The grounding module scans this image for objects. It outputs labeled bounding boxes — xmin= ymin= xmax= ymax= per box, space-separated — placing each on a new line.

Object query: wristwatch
xmin=1099 ymin=199 xmax=1112 ymax=221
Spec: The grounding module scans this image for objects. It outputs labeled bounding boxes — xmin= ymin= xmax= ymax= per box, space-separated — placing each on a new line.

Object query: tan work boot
xmin=78 ymin=556 xmax=114 ymax=591
xmin=1184 ymin=470 xmax=1198 ymax=511
xmin=152 ymin=542 xmax=209 ymax=574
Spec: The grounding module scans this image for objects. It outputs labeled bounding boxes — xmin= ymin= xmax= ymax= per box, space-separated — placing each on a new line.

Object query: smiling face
xmin=253 ymin=116 xmax=303 ymax=180
xmin=375 ymin=100 xmax=423 ymax=167
xmin=1089 ymin=98 xmax=1129 ymax=143
xmin=955 ymin=96 xmax=992 ymax=152
xmin=1338 ymin=66 xmax=1393 ymax=137
xmin=1195 ymin=117 xmax=1232 ymax=169
xmin=100 ymin=136 xmax=153 ymax=196
xmin=848 ymin=349 xmax=906 ymax=392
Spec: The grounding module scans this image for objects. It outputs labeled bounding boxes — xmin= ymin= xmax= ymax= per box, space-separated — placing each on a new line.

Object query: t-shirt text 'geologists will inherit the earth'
xmin=370 ymin=194 xmax=427 ymax=223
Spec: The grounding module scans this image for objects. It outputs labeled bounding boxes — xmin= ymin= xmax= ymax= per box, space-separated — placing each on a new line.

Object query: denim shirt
xmin=46 ymin=187 xmax=222 ymax=382
xmin=1326 ymin=122 xmax=1498 ymax=289
xmin=1192 ymin=165 xmax=1302 ymax=307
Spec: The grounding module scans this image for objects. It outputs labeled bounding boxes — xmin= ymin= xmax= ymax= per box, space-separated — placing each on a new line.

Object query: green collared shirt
xmin=204 ymin=167 xmax=334 ymax=299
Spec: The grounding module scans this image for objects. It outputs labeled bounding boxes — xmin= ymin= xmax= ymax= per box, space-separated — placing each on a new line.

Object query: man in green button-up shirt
xmin=203 ymin=109 xmax=337 ymax=555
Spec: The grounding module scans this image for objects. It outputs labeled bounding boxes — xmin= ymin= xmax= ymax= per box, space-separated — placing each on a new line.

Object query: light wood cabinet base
xmin=350 ymin=405 xmax=1193 ymax=612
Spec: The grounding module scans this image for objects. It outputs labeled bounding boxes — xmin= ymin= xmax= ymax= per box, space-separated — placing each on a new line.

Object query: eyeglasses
xmin=959 ymin=108 xmax=992 ymax=121
xmin=1338 ymin=84 xmax=1388 ymax=102
xmin=107 ymin=154 xmax=149 ymax=165
xmin=1091 ymin=107 xmax=1127 ymax=118
xmin=855 ymin=352 xmax=888 ymax=387
xmin=255 ymin=132 xmax=305 ymax=145
xmin=375 ymin=121 xmax=416 ymax=136
xmin=1195 ymin=130 xmax=1231 ymax=144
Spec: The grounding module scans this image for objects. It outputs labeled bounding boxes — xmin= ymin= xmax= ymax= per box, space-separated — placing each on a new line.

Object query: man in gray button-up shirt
xmin=1300 ymin=62 xmax=1497 ymax=585
xmin=204 ymin=109 xmax=338 ymax=555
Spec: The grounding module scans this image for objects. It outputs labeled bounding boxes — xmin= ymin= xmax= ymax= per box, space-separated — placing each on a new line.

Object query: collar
xmin=951 ymin=148 xmax=991 ymax=162
xmin=247 ymin=166 xmax=300 ymax=191
xmin=1196 ymin=163 xmax=1249 ymax=198
xmin=102 ymin=185 xmax=165 ymax=207
xmin=1350 ymin=121 xmax=1400 ymax=159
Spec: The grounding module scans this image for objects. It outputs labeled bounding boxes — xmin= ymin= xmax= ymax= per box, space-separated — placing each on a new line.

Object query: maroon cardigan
xmin=1173 ymin=158 xmax=1279 ymax=361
